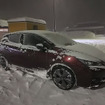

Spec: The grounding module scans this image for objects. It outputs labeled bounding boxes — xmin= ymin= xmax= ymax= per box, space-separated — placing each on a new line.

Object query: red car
xmin=0 ymin=30 xmax=105 ymax=90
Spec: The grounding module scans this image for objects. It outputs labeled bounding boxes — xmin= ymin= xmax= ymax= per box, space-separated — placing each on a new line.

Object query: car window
xmin=23 ymin=34 xmax=41 ymax=46
xmin=22 ymin=33 xmax=54 ymax=49
xmin=43 ymin=32 xmax=76 ymax=46
xmin=8 ymin=33 xmax=21 ymax=43
xmin=35 ymin=35 xmax=55 ymax=48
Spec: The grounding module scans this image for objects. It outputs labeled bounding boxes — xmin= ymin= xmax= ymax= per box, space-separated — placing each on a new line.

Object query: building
xmin=0 ymin=19 xmax=8 ymax=39
xmin=8 ymin=17 xmax=47 ymax=32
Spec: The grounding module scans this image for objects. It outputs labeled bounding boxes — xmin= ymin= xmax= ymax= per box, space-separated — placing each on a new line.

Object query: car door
xmin=20 ymin=33 xmax=58 ymax=70
xmin=19 ymin=33 xmax=47 ymax=69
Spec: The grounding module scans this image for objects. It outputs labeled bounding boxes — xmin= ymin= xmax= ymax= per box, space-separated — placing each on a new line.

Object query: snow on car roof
xmin=5 ymin=30 xmax=62 ymax=37
xmin=18 ymin=30 xmax=54 ymax=35
xmin=4 ymin=30 xmax=50 ymax=36
xmin=4 ymin=30 xmax=75 ymax=46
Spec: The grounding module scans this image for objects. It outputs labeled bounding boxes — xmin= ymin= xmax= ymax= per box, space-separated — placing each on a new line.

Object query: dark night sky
xmin=0 ymin=0 xmax=105 ymax=31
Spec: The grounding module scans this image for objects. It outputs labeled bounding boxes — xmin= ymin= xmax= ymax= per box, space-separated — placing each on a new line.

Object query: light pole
xmin=53 ymin=0 xmax=56 ymax=31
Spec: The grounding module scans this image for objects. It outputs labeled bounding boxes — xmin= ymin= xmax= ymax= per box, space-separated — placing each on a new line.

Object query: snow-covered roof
xmin=8 ymin=17 xmax=46 ymax=24
xmin=4 ymin=30 xmax=75 ymax=47
xmin=0 ymin=19 xmax=8 ymax=27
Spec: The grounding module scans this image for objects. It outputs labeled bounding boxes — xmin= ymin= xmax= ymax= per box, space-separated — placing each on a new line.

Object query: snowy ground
xmin=0 ymin=66 xmax=105 ymax=105
xmin=73 ymin=36 xmax=105 ymax=54
xmin=1 ymin=35 xmax=105 ymax=105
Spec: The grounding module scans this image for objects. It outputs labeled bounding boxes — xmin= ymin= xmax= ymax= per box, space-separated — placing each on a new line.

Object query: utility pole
xmin=53 ymin=0 xmax=56 ymax=31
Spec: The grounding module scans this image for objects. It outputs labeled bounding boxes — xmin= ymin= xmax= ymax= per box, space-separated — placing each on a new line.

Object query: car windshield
xmin=42 ymin=32 xmax=76 ymax=46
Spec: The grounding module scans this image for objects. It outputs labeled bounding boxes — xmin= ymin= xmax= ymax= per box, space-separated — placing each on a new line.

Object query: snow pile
xmin=62 ymin=31 xmax=96 ymax=39
xmin=73 ymin=36 xmax=105 ymax=53
xmin=62 ymin=31 xmax=105 ymax=53
xmin=0 ymin=66 xmax=105 ymax=105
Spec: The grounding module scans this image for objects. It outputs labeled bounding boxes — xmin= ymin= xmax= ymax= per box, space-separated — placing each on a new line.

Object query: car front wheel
xmin=52 ymin=66 xmax=76 ymax=90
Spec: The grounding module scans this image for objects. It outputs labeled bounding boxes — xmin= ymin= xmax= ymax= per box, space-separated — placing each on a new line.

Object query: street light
xmin=53 ymin=0 xmax=56 ymax=31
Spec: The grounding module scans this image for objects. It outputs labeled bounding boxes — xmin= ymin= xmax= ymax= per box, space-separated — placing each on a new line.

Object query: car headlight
xmin=79 ymin=59 xmax=105 ymax=71
xmin=79 ymin=59 xmax=103 ymax=66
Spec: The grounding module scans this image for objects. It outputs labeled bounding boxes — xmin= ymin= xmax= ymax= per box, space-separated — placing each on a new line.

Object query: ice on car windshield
xmin=43 ymin=32 xmax=76 ymax=46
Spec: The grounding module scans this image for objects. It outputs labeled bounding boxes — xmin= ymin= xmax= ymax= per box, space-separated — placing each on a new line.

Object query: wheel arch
xmin=48 ymin=63 xmax=77 ymax=86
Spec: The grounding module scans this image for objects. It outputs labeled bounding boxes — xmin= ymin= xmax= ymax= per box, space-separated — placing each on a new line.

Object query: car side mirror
xmin=36 ymin=43 xmax=44 ymax=49
xmin=36 ymin=43 xmax=47 ymax=51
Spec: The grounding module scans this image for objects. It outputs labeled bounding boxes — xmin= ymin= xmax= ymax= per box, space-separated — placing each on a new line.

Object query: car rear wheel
xmin=0 ymin=56 xmax=10 ymax=70
xmin=52 ymin=66 xmax=76 ymax=90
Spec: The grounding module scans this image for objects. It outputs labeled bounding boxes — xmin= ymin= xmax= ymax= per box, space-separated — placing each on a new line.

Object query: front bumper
xmin=70 ymin=59 xmax=105 ymax=87
xmin=78 ymin=58 xmax=105 ymax=87
xmin=90 ymin=65 xmax=105 ymax=79
xmin=90 ymin=65 xmax=105 ymax=87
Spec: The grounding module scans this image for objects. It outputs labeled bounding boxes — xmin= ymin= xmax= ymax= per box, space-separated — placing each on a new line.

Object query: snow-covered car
xmin=0 ymin=30 xmax=105 ymax=90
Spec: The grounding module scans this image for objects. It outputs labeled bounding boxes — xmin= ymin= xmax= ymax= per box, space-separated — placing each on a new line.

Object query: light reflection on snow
xmin=73 ymin=37 xmax=105 ymax=54
xmin=73 ymin=39 xmax=105 ymax=44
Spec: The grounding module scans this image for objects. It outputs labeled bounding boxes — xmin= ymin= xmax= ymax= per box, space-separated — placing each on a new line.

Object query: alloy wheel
xmin=52 ymin=67 xmax=75 ymax=90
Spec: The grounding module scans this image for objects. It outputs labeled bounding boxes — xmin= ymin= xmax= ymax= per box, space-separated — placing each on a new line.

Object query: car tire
xmin=52 ymin=66 xmax=76 ymax=90
xmin=0 ymin=56 xmax=10 ymax=70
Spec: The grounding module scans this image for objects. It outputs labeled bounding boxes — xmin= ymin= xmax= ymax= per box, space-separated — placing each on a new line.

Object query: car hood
xmin=60 ymin=43 xmax=105 ymax=62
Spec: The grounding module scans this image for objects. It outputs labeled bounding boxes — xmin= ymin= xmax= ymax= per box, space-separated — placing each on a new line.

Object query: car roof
xmin=4 ymin=30 xmax=57 ymax=37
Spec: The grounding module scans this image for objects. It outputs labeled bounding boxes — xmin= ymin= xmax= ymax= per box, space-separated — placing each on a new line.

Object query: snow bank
xmin=0 ymin=66 xmax=105 ymax=105
xmin=73 ymin=36 xmax=105 ymax=53
xmin=62 ymin=31 xmax=96 ymax=39
xmin=62 ymin=31 xmax=105 ymax=53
